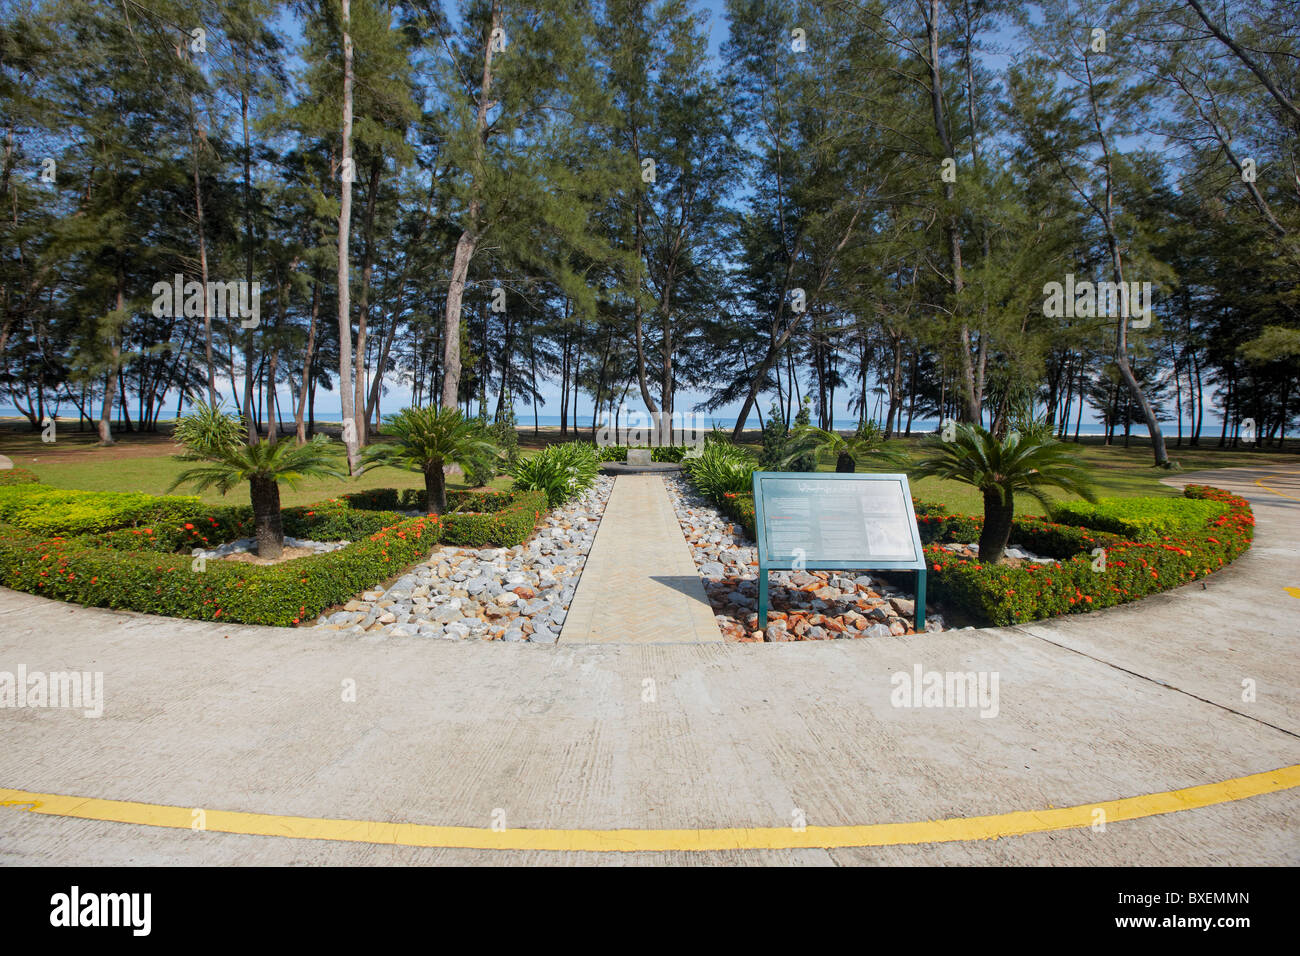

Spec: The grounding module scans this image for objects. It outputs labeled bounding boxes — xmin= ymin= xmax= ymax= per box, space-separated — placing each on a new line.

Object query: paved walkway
xmin=561 ymin=476 xmax=721 ymax=644
xmin=0 ymin=464 xmax=1296 ymax=864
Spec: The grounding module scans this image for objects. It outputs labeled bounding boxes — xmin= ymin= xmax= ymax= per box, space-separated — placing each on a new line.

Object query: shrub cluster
xmin=510 ymin=441 xmax=601 ymax=507
xmin=0 ymin=481 xmax=549 ymax=625
xmin=1048 ymin=495 xmax=1229 ymax=540
xmin=0 ymin=513 xmax=442 ymax=626
xmin=439 ymin=489 xmax=548 ymax=548
xmin=681 ymin=441 xmax=757 ymax=502
xmin=596 ymin=445 xmax=691 ymax=463
xmin=682 ymin=468 xmax=1253 ymax=629
xmin=926 ymin=485 xmax=1253 ymax=626
xmin=0 ymin=485 xmax=207 ymax=536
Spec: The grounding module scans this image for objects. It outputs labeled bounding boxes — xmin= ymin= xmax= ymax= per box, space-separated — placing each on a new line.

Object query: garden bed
xmin=311 ymin=475 xmax=613 ymax=642
xmin=679 ymin=474 xmax=1253 ymax=634
xmin=0 ymin=482 xmax=552 ymax=627
xmin=666 ymin=475 xmax=944 ymax=641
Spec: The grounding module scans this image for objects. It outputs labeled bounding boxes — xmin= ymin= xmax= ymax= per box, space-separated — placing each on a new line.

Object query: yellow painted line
xmin=1284 ymin=587 xmax=1300 ymax=600
xmin=3 ymin=764 xmax=1298 ymax=852
xmin=1254 ymin=476 xmax=1300 ymax=503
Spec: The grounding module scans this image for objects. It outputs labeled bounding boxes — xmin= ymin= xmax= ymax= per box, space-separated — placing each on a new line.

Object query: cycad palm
xmin=359 ymin=407 xmax=499 ymax=514
xmin=909 ymin=424 xmax=1096 ymax=564
xmin=777 ymin=424 xmax=905 ymax=473
xmin=168 ymin=435 xmax=346 ymax=559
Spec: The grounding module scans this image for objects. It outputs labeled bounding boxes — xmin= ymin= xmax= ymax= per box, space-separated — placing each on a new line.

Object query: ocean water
xmin=0 ymin=406 xmax=1148 ymax=436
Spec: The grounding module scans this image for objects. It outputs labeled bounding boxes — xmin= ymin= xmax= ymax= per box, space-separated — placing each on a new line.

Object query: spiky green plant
xmin=682 ymin=441 xmax=758 ymax=502
xmin=168 ymin=435 xmax=346 ymax=559
xmin=775 ymin=423 xmax=905 ymax=473
xmin=510 ymin=441 xmax=600 ymax=508
xmin=909 ymin=423 xmax=1097 ymax=564
xmin=359 ymin=407 xmax=499 ymax=514
xmin=171 ymin=400 xmax=244 ymax=457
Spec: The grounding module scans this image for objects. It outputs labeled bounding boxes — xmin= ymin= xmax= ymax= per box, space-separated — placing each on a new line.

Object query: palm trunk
xmin=249 ymin=475 xmax=284 ymax=560
xmin=425 ymin=462 xmax=448 ymax=515
xmin=979 ymin=488 xmax=1014 ymax=565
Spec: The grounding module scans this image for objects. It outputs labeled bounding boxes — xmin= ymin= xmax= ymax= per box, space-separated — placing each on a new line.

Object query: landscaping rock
xmin=314 ymin=475 xmax=613 ymax=645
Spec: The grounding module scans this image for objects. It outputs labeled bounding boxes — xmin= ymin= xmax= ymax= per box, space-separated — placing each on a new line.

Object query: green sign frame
xmin=751 ymin=471 xmax=927 ymax=632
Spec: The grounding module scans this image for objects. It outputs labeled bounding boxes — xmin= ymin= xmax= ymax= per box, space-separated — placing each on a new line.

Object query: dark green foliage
xmin=491 ymin=403 xmax=521 ymax=470
xmin=510 ymin=442 xmax=601 ymax=507
xmin=439 ymin=489 xmax=548 ymax=548
xmin=595 ymin=445 xmax=688 ymax=462
xmin=681 ymin=441 xmax=757 ymax=501
xmin=925 ymin=486 xmax=1253 ymax=626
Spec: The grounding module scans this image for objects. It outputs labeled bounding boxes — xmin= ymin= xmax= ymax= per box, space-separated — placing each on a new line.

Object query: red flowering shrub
xmin=925 ymin=485 xmax=1253 ymax=626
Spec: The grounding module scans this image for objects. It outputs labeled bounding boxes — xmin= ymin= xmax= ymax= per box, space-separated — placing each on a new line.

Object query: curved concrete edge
xmin=0 ymin=465 xmax=1296 ymax=864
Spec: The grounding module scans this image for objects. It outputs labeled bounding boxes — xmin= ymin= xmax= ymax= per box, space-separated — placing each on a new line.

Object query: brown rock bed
xmin=664 ymin=475 xmax=945 ymax=642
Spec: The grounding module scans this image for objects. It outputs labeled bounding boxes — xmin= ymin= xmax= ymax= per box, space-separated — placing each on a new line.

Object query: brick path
xmin=560 ymin=475 xmax=722 ymax=644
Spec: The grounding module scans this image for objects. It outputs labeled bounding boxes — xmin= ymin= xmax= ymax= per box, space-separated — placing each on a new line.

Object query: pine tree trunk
xmin=979 ymin=489 xmax=1014 ymax=565
xmin=295 ymin=271 xmax=320 ymax=444
xmin=337 ymin=0 xmax=358 ymax=472
xmin=98 ymin=280 xmax=124 ymax=445
xmin=440 ymin=2 xmax=500 ymax=410
xmin=249 ymin=475 xmax=284 ymax=560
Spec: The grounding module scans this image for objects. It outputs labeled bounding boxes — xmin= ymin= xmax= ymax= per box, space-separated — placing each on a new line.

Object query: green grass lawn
xmin=0 ymin=423 xmax=514 ymax=507
xmin=736 ymin=434 xmax=1295 ymax=517
xmin=2 ymin=420 xmax=1292 ymax=515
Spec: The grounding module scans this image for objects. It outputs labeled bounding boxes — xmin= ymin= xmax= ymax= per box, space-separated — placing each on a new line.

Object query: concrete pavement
xmin=0 ymin=464 xmax=1296 ymax=864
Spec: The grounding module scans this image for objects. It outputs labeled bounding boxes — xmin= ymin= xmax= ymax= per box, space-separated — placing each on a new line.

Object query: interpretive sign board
xmin=751 ymin=471 xmax=927 ymax=631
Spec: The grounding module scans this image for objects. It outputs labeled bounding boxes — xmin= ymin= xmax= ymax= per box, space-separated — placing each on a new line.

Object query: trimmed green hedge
xmin=439 ymin=489 xmax=548 ymax=547
xmin=0 ymin=483 xmax=548 ymax=625
xmin=597 ymin=445 xmax=691 ymax=463
xmin=1048 ymin=495 xmax=1229 ymax=541
xmin=0 ymin=485 xmax=210 ymax=536
xmin=915 ymin=503 xmax=1122 ymax=555
xmin=0 ymin=513 xmax=443 ymax=626
xmin=687 ymin=474 xmax=1254 ymax=630
xmin=926 ymin=486 xmax=1253 ymax=626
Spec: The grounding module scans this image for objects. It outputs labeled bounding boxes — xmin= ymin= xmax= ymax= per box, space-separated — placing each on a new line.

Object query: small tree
xmin=169 ymin=432 xmax=346 ymax=560
xmin=360 ymin=407 xmax=499 ymax=514
xmin=909 ymin=424 xmax=1097 ymax=564
xmin=778 ymin=421 xmax=901 ymax=473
